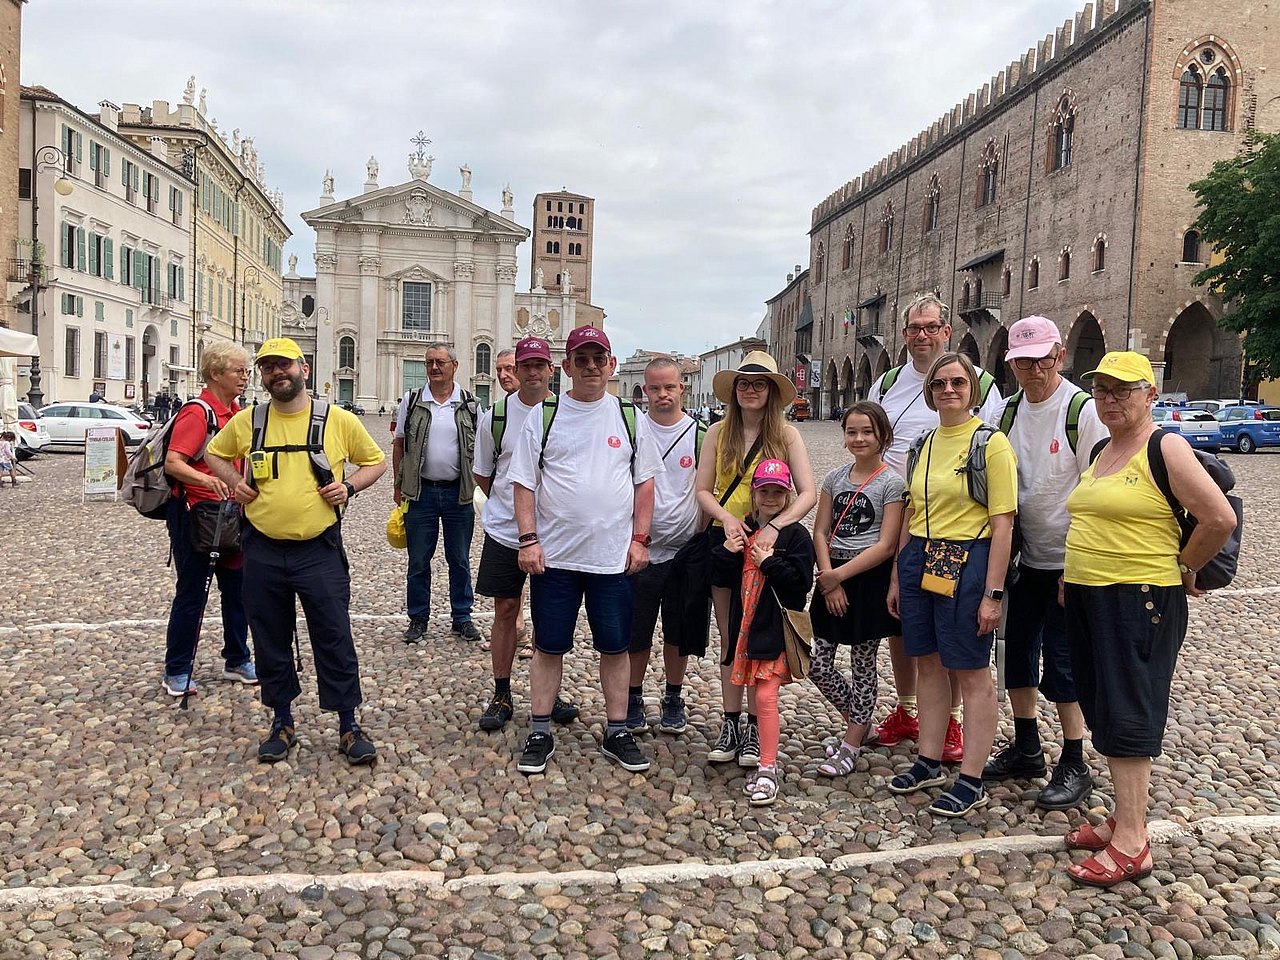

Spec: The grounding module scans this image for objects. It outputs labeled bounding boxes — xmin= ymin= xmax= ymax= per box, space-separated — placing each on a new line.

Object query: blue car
xmin=1151 ymin=407 xmax=1224 ymax=451
xmin=1215 ymin=405 xmax=1280 ymax=453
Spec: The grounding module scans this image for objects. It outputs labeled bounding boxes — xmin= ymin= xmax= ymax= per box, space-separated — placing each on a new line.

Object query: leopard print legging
xmin=809 ymin=636 xmax=880 ymax=725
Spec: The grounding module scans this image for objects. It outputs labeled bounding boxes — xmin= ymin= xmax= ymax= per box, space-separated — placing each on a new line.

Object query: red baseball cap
xmin=514 ymin=336 xmax=552 ymax=362
xmin=565 ymin=325 xmax=611 ymax=354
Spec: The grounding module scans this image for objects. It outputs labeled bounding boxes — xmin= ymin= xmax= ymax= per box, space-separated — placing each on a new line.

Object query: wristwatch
xmin=984 ymin=587 xmax=1005 ymax=601
xmin=631 ymin=533 xmax=651 ymax=547
xmin=1178 ymin=561 xmax=1193 ymax=575
xmin=343 ymin=481 xmax=358 ymax=501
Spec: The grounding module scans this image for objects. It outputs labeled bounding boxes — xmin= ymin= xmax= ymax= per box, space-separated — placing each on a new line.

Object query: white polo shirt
xmin=395 ymin=383 xmax=462 ymax=481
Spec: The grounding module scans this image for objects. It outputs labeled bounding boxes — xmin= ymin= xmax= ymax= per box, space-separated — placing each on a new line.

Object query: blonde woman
xmin=694 ymin=351 xmax=816 ymax=766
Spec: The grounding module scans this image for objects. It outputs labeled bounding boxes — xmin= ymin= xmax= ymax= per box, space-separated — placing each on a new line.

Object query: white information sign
xmin=83 ymin=426 xmax=122 ymax=500
xmin=107 ymin=334 xmax=126 ymax=380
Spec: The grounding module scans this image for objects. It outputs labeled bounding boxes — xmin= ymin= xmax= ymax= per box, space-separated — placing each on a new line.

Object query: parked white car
xmin=37 ymin=402 xmax=152 ymax=446
xmin=12 ymin=401 xmax=51 ymax=459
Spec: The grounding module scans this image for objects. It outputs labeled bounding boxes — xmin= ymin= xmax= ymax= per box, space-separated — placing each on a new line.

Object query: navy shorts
xmin=897 ymin=536 xmax=994 ymax=670
xmin=1004 ymin=564 xmax=1076 ymax=702
xmin=530 ymin=566 xmax=634 ymax=656
xmin=1064 ymin=581 xmax=1186 ymax=758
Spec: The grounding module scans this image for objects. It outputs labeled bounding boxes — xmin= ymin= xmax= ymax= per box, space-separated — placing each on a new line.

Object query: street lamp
xmin=25 ymin=145 xmax=73 ymax=409
xmin=238 ymin=264 xmax=260 ymax=345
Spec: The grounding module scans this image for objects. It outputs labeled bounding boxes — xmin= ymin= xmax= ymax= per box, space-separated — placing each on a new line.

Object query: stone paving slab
xmin=3 ymin=422 xmax=1279 ymax=952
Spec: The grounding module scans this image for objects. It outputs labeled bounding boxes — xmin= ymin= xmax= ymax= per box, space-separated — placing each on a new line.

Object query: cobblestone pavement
xmin=2 ymin=419 xmax=1278 ymax=958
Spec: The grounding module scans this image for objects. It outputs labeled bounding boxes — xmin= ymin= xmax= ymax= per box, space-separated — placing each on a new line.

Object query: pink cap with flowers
xmin=751 ymin=458 xmax=793 ymax=490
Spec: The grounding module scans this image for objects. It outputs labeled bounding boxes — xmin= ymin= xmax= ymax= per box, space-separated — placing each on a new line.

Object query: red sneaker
xmin=873 ymin=705 xmax=919 ymax=747
xmin=942 ymin=717 xmax=964 ymax=764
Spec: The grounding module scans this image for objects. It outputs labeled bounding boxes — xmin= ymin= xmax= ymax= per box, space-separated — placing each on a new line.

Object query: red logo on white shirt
xmin=1050 ymin=438 xmax=1060 ymax=455
xmin=607 ymin=436 xmax=622 ymax=448
xmin=679 ymin=455 xmax=693 ymax=468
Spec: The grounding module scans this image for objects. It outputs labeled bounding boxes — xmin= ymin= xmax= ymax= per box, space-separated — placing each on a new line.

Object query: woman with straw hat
xmin=694 ymin=350 xmax=816 ymax=767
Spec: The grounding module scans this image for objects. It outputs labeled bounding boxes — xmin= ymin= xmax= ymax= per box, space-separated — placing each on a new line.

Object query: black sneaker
xmin=982 ymin=741 xmax=1047 ymax=781
xmin=403 ymin=617 xmax=429 ymax=644
xmin=478 ymin=693 xmax=514 ymax=731
xmin=1037 ymin=762 xmax=1094 ymax=811
xmin=625 ymin=693 xmax=647 ymax=732
xmin=707 ymin=718 xmax=741 ymax=763
xmin=451 ymin=620 xmax=483 ymax=642
xmin=657 ymin=695 xmax=687 ymax=734
xmin=518 ymin=732 xmax=555 ymax=774
xmin=550 ymin=698 xmax=579 ymax=725
xmin=339 ymin=725 xmax=377 ymax=765
xmin=258 ymin=719 xmax=297 ymax=763
xmin=601 ymin=730 xmax=651 ymax=772
xmin=738 ymin=722 xmax=761 ymax=768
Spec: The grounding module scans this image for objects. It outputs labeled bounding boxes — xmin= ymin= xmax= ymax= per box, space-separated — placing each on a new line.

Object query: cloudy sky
xmin=24 ymin=0 xmax=1089 ymax=360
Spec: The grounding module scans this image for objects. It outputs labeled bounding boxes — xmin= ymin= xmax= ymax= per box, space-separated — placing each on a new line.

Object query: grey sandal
xmin=818 ymin=743 xmax=859 ymax=777
xmin=748 ymin=770 xmax=778 ymax=806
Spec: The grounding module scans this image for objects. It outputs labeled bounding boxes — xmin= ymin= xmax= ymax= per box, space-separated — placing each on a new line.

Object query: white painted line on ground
xmin=0 ymin=813 xmax=1276 ymax=909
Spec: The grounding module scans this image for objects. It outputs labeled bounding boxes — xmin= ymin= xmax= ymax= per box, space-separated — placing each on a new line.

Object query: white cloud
xmin=22 ymin=0 xmax=1088 ymax=359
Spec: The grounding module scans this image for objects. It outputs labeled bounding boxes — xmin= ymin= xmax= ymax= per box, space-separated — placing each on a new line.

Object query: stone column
xmin=495 ymin=252 xmax=517 ymax=353
xmin=313 ymin=238 xmax=338 ymax=399
xmin=357 ymin=246 xmax=381 ymax=409
xmin=453 ymin=259 xmax=475 ymax=384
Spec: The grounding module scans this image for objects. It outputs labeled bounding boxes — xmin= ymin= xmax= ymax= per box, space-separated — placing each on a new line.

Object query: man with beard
xmin=205 ymin=338 xmax=387 ymax=765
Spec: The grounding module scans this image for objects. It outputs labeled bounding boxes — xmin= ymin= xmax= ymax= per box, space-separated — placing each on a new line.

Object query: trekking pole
xmin=994 ymin=597 xmax=1008 ymax=703
xmin=180 ymin=500 xmax=227 ymax=711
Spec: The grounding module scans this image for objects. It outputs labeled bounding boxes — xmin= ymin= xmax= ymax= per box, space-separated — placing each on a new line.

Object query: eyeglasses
xmin=425 ymin=358 xmax=455 ymax=368
xmin=904 ymin=322 xmax=945 ymax=337
xmin=571 ymin=352 xmax=610 ymax=368
xmin=224 ymin=367 xmax=249 ymax=378
xmin=928 ymin=376 xmax=970 ymax=392
xmin=256 ymin=358 xmax=295 ymax=373
xmin=735 ymin=378 xmax=771 ymax=393
xmin=1011 ymin=352 xmax=1060 ymax=371
xmin=1091 ymin=385 xmax=1142 ymax=401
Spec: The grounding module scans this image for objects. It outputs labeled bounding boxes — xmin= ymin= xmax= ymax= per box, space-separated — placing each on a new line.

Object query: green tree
xmin=1190 ymin=132 xmax=1280 ymax=378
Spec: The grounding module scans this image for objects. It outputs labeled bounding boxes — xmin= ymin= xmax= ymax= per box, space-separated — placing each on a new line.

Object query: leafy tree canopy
xmin=1191 ymin=132 xmax=1280 ymax=378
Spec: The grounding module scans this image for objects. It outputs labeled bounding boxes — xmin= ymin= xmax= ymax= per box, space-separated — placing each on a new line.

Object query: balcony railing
xmin=8 ymin=259 xmax=30 ymax=284
xmin=382 ymin=327 xmax=435 ymax=342
xmin=958 ymin=292 xmax=1004 ymax=316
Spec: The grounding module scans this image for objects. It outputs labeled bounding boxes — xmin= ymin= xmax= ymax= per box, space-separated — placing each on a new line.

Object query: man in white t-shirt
xmin=509 ymin=325 xmax=663 ymax=776
xmin=472 ymin=337 xmax=579 ymax=732
xmin=625 ymin=357 xmax=704 ymax=736
xmin=984 ymin=315 xmax=1108 ymax=810
xmin=868 ymin=294 xmax=1005 ymax=761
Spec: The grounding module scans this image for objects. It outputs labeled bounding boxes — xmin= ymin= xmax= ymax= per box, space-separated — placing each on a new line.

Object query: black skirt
xmin=809 ymin=556 xmax=900 ymax=646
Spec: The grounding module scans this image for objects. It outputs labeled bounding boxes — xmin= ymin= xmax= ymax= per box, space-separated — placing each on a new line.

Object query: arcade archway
xmin=1066 ymin=312 xmax=1105 ymax=383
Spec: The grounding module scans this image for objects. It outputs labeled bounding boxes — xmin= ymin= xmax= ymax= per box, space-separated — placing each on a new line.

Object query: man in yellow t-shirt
xmin=205 ymin=338 xmax=387 ymax=766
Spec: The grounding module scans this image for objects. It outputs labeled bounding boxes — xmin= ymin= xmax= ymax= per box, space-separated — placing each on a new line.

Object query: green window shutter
xmin=197 ymin=271 xmax=203 ymax=306
xmin=134 ymin=250 xmax=144 ymax=289
xmin=89 ymin=142 xmax=97 ymax=171
xmin=75 ymin=132 xmax=83 ymax=163
xmin=132 ymin=166 xmax=139 ymax=191
xmin=168 ymin=186 xmax=175 ymax=211
xmin=76 ymin=296 xmax=84 ymax=318
xmin=104 ymin=239 xmax=114 ymax=280
xmin=60 ymin=222 xmax=68 ymax=266
xmin=103 ymin=148 xmax=110 ymax=177
xmin=171 ymin=317 xmax=178 ymax=337
xmin=95 ymin=301 xmax=104 ymax=322
xmin=121 ymin=246 xmax=131 ymax=286
xmin=76 ymin=228 xmax=87 ymax=271
xmin=121 ymin=160 xmax=128 ymax=187
xmin=126 ymin=308 xmax=133 ymax=329
xmin=61 ymin=124 xmax=69 ymax=157
xmin=88 ymin=233 xmax=98 ymax=275
xmin=178 ymin=266 xmax=185 ymax=300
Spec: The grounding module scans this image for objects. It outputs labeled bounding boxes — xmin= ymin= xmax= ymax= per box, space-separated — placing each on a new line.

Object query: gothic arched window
xmin=1178 ymin=66 xmax=1203 ymax=129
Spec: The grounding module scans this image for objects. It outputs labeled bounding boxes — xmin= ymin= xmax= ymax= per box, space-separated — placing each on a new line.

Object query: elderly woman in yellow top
xmin=1063 ymin=351 xmax=1234 ymax=888
xmin=887 ymin=351 xmax=1017 ymax=818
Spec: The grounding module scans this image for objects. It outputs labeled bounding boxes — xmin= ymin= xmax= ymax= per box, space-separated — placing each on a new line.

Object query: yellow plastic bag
xmin=386 ymin=501 xmax=409 ymax=549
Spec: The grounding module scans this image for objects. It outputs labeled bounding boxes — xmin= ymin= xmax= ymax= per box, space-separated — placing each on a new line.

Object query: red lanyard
xmin=827 ymin=464 xmax=887 ymax=546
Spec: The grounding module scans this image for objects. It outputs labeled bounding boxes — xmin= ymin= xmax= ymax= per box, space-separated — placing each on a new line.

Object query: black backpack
xmin=1089 ymin=433 xmax=1242 ymax=590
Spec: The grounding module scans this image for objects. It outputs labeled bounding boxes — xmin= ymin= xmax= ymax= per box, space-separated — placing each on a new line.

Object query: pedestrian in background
xmin=0 ymin=431 xmax=16 ymax=487
xmin=160 ymin=341 xmax=256 ymax=697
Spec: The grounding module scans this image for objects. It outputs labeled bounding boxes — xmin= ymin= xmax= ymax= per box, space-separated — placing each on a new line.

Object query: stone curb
xmin=1 ymin=813 xmax=1276 ymax=909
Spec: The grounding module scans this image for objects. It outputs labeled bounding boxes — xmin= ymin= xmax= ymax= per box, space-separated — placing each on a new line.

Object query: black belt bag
xmin=188 ymin=499 xmax=244 ymax=555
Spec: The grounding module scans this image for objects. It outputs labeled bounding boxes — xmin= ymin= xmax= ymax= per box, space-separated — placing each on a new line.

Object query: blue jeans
xmin=164 ymin=497 xmax=251 ymax=677
xmin=405 ymin=481 xmax=475 ymax=623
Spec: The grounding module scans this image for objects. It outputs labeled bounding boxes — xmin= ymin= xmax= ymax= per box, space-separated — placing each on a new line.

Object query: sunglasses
xmin=735 ymin=378 xmax=771 ymax=393
xmin=928 ymin=376 xmax=970 ymax=392
xmin=256 ymin=357 xmax=296 ymax=373
xmin=1011 ymin=353 xmax=1060 ymax=371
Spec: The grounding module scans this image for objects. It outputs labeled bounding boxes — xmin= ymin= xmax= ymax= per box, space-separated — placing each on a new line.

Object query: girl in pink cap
xmin=717 ymin=458 xmax=815 ymax=806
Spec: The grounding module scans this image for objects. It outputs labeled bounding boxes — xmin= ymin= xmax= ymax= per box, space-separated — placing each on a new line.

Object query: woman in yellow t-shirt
xmin=694 ymin=351 xmax=816 ymax=767
xmin=1062 ymin=351 xmax=1234 ymax=889
xmin=886 ymin=352 xmax=1017 ymax=818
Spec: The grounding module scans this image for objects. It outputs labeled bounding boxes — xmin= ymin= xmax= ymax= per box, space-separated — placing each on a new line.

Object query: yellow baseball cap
xmin=255 ymin=337 xmax=305 ymax=362
xmin=1081 ymin=351 xmax=1155 ymax=385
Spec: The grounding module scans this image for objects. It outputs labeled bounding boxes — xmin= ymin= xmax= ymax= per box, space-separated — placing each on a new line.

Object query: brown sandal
xmin=1065 ymin=815 xmax=1116 ymax=851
